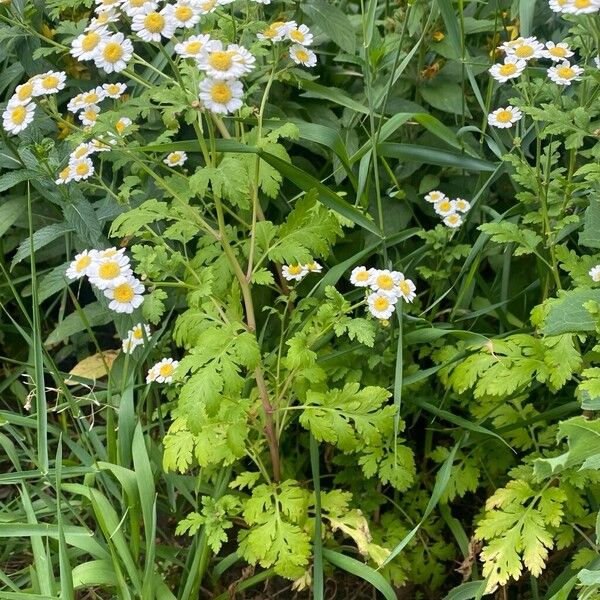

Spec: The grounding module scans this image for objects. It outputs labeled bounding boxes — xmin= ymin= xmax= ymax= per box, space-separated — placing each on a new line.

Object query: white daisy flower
xmin=87 ymin=8 xmax=120 ymax=29
xmin=115 ymin=117 xmax=133 ymax=134
xmin=55 ymin=166 xmax=73 ymax=185
xmin=32 ymin=71 xmax=67 ymax=96
xmin=590 ymin=265 xmax=600 ymax=282
xmin=89 ymin=138 xmax=112 ymax=153
xmin=163 ymin=151 xmax=187 ymax=167
xmin=542 ymin=41 xmax=574 ymax=61
xmin=257 ymin=21 xmax=291 ymax=42
xmin=197 ymin=42 xmax=255 ymax=79
xmin=487 ymin=105 xmax=523 ymax=128
xmin=66 ymin=249 xmax=97 ymax=280
xmin=289 ymin=45 xmax=317 ymax=67
xmin=196 ymin=0 xmax=218 ymax=14
xmin=95 ymin=0 xmax=121 ymax=11
xmin=121 ymin=0 xmax=158 ymax=16
xmin=70 ymin=27 xmax=109 ymax=61
xmin=547 ymin=61 xmax=584 ymax=85
xmin=97 ymin=246 xmax=127 ymax=260
xmin=282 ymin=264 xmax=308 ymax=281
xmin=350 ymin=266 xmax=373 ymax=287
xmin=67 ymin=94 xmax=86 ymax=113
xmin=2 ymin=100 xmax=35 ymax=134
xmin=451 ymin=198 xmax=471 ymax=213
xmin=174 ymin=34 xmax=213 ymax=58
xmin=12 ymin=80 xmax=36 ymax=105
xmin=489 ymin=57 xmax=527 ymax=83
xmin=424 ymin=190 xmax=447 ymax=204
xmin=443 ymin=213 xmax=463 ymax=228
xmin=199 ymin=78 xmax=243 ymax=114
xmin=70 ymin=142 xmax=95 ymax=161
xmin=102 ymin=82 xmax=127 ymax=99
xmin=305 ymin=261 xmax=323 ymax=273
xmin=79 ymin=104 xmax=101 ymax=126
xmin=433 ymin=197 xmax=455 ymax=217
xmin=499 ymin=36 xmax=544 ymax=61
xmin=369 ymin=269 xmax=402 ymax=296
xmin=95 ymin=33 xmax=134 ymax=73
xmin=104 ymin=275 xmax=145 ymax=313
xmin=88 ymin=251 xmax=132 ymax=289
xmin=79 ymin=87 xmax=107 ymax=108
xmin=367 ymin=291 xmax=397 ymax=320
xmin=69 ymin=157 xmax=95 ymax=181
xmin=147 ymin=357 xmax=179 ymax=384
xmin=121 ymin=323 xmax=151 ymax=352
xmin=125 ymin=322 xmax=152 ymax=347
xmin=595 ymin=56 xmax=600 ymax=69
xmin=564 ymin=0 xmax=599 ymax=14
xmin=396 ymin=274 xmax=416 ymax=303
xmin=287 ymin=23 xmax=313 ymax=46
xmin=166 ymin=0 xmax=200 ymax=28
xmin=549 ymin=0 xmax=571 ymax=11
xmin=132 ymin=7 xmax=176 ymax=42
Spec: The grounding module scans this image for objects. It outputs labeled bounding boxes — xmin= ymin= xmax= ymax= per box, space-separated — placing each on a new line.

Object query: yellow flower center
xmin=307 ymin=262 xmax=318 ymax=271
xmin=75 ymin=162 xmax=90 ymax=176
xmin=264 ymin=22 xmax=284 ymax=38
xmin=106 ymin=84 xmax=120 ymax=95
xmin=116 ymin=120 xmax=127 ymax=133
xmin=75 ymin=255 xmax=92 ymax=272
xmin=514 ymin=45 xmax=534 ymax=59
xmin=290 ymin=29 xmax=305 ymax=42
xmin=575 ymin=0 xmax=592 ymax=7
xmin=101 ymin=248 xmax=118 ymax=257
xmin=557 ymin=66 xmax=575 ymax=79
xmin=59 ymin=167 xmax=70 ymax=180
xmin=144 ymin=12 xmax=165 ymax=33
xmin=495 ymin=110 xmax=513 ymax=123
xmin=210 ymin=82 xmax=232 ymax=103
xmin=174 ymin=5 xmax=193 ymax=21
xmin=295 ymin=49 xmax=309 ymax=62
xmin=355 ymin=270 xmax=369 ymax=281
xmin=429 ymin=192 xmax=442 ymax=201
xmin=84 ymin=110 xmax=98 ymax=122
xmin=81 ymin=31 xmax=100 ymax=52
xmin=133 ymin=328 xmax=144 ymax=339
xmin=83 ymin=92 xmax=99 ymax=104
xmin=159 ymin=363 xmax=175 ymax=377
xmin=287 ymin=265 xmax=303 ymax=276
xmin=11 ymin=105 xmax=27 ymax=125
xmin=447 ymin=215 xmax=460 ymax=224
xmin=185 ymin=41 xmax=202 ymax=54
xmin=98 ymin=261 xmax=121 ymax=280
xmin=398 ymin=281 xmax=411 ymax=296
xmin=373 ymin=296 xmax=390 ymax=311
xmin=549 ymin=46 xmax=567 ymax=57
xmin=17 ymin=82 xmax=34 ymax=101
xmin=168 ymin=153 xmax=182 ymax=163
xmin=375 ymin=274 xmax=394 ymax=290
xmin=130 ymin=0 xmax=146 ymax=5
xmin=103 ymin=42 xmax=123 ymax=62
xmin=113 ymin=282 xmax=135 ymax=303
xmin=437 ymin=200 xmax=452 ymax=211
xmin=208 ymin=51 xmax=233 ymax=71
xmin=73 ymin=146 xmax=88 ymax=159
xmin=42 ymin=75 xmax=59 ymax=90
xmin=499 ymin=63 xmax=518 ymax=76
xmin=199 ymin=0 xmax=216 ymax=10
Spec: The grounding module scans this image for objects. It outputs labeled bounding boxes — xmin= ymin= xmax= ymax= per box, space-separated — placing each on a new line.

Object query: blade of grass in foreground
xmin=309 ymin=434 xmax=324 ymax=600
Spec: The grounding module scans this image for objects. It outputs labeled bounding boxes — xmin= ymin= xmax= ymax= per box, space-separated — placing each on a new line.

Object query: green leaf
xmin=542 ymin=289 xmax=600 ymax=335
xmin=142 ymin=288 xmax=168 ymax=324
xmin=301 ymin=0 xmax=356 ymax=54
xmin=580 ymin=198 xmax=600 ymax=249
xmin=479 ymin=222 xmax=542 ymax=256
xmin=110 ymin=199 xmax=170 ymax=238
xmin=420 ymin=82 xmax=470 ymax=116
xmin=0 ymin=196 xmax=27 ymax=238
xmin=12 ymin=222 xmax=73 ymax=267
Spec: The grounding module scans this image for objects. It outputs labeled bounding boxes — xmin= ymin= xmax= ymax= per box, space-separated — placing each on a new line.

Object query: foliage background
xmin=1 ymin=0 xmax=600 ymax=598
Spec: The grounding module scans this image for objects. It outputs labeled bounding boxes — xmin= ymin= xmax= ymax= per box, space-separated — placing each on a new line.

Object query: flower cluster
xmin=257 ymin=20 xmax=317 ymax=67
xmin=122 ymin=322 xmax=152 ymax=353
xmin=147 ymin=357 xmax=179 ymax=384
xmin=281 ymin=261 xmax=323 ymax=282
xmin=2 ymin=70 xmax=66 ymax=135
xmin=67 ymin=247 xmax=145 ymax=314
xmin=549 ymin=0 xmax=599 ymax=14
xmin=489 ymin=36 xmax=584 ymax=89
xmin=424 ymin=190 xmax=471 ymax=229
xmin=350 ymin=267 xmax=416 ymax=321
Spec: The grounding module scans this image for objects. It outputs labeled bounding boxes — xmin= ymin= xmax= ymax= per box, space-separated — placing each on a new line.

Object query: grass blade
xmin=309 ymin=434 xmax=324 ymax=600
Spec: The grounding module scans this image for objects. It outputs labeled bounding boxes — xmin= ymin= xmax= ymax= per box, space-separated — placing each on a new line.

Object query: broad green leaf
xmin=580 ymin=198 xmax=600 ymax=249
xmin=301 ymin=0 xmax=356 ymax=54
xmin=541 ymin=289 xmax=600 ymax=335
xmin=45 ymin=302 xmax=112 ymax=346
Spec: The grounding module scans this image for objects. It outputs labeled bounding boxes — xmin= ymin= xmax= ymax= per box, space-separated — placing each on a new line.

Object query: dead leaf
xmin=65 ymin=350 xmax=119 ymax=386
